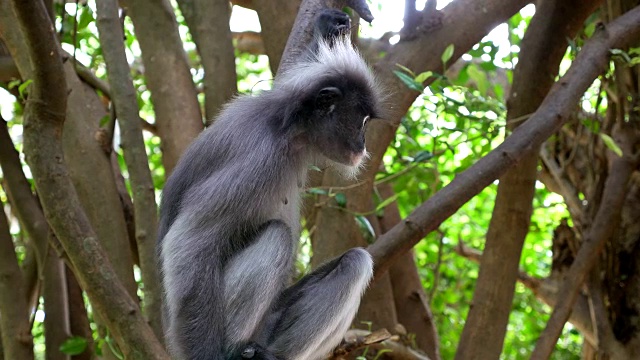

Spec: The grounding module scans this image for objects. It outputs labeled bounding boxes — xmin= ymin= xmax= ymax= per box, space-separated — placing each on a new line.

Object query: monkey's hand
xmin=315 ymin=9 xmax=351 ymax=39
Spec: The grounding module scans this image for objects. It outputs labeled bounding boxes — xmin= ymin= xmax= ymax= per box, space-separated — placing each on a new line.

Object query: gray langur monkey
xmin=157 ymin=8 xmax=382 ymax=360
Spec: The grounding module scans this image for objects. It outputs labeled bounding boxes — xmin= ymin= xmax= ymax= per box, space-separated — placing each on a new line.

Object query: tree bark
xmin=253 ymin=0 xmax=301 ymax=75
xmin=66 ymin=266 xmax=95 ymax=360
xmin=2 ymin=0 xmax=139 ymax=301
xmin=10 ymin=0 xmax=169 ymax=358
xmin=43 ymin=246 xmax=71 ymax=360
xmin=531 ymin=131 xmax=639 ymax=359
xmin=379 ymin=183 xmax=440 ymax=359
xmin=0 ymin=205 xmax=34 ymax=360
xmin=455 ymin=1 xmax=603 ymax=358
xmin=177 ymin=0 xmax=237 ymax=121
xmin=95 ymin=0 xmax=163 ymax=340
xmin=0 ymin=117 xmax=48 ymax=310
xmin=122 ymin=0 xmax=203 ymax=173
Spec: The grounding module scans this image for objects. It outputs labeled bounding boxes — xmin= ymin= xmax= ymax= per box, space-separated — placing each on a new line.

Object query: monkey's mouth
xmin=349 ymin=150 xmax=367 ymax=166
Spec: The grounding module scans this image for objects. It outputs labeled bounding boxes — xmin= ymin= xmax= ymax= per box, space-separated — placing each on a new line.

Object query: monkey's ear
xmin=316 ymin=87 xmax=342 ymax=110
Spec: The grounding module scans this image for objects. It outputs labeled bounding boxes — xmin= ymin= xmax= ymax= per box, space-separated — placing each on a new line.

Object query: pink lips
xmin=350 ymin=151 xmax=366 ymax=166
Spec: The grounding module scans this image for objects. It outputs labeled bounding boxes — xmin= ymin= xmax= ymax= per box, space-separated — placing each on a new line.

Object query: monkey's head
xmin=304 ymin=76 xmax=379 ymax=170
xmin=275 ymin=33 xmax=382 ymax=177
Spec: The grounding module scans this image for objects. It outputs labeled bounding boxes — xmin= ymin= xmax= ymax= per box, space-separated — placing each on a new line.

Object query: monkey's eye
xmin=363 ymin=115 xmax=371 ymax=126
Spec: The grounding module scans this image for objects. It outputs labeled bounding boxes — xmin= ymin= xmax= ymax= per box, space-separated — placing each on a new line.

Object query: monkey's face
xmin=308 ymin=84 xmax=377 ymax=168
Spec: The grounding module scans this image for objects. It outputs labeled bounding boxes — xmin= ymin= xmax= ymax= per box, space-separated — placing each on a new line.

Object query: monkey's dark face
xmin=307 ymin=81 xmax=378 ymax=168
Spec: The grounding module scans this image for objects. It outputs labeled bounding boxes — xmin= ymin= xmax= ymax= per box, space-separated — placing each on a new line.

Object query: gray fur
xmin=158 ymin=9 xmax=379 ymax=360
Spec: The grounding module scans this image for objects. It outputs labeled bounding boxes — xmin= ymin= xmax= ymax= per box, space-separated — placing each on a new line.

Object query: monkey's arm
xmin=255 ymin=248 xmax=374 ymax=360
xmin=223 ymin=221 xmax=294 ymax=350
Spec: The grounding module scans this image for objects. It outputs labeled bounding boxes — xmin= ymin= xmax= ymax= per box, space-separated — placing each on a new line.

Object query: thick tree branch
xmin=378 ymin=183 xmax=440 ymax=359
xmin=122 ymin=0 xmax=203 ymax=173
xmin=95 ymin=0 xmax=163 ymax=340
xmin=72 ymin=57 xmax=111 ymax=98
xmin=455 ymin=1 xmax=602 ymax=358
xmin=253 ymin=0 xmax=301 ymax=75
xmin=11 ymin=0 xmax=168 ymax=358
xmin=0 ymin=117 xmax=49 ymax=310
xmin=530 ymin=127 xmax=639 ymax=359
xmin=43 ymin=246 xmax=71 ymax=360
xmin=587 ymin=265 xmax=627 ymax=358
xmin=177 ymin=0 xmax=237 ymax=121
xmin=278 ymin=0 xmax=373 ymax=74
xmin=66 ymin=265 xmax=95 ymax=360
xmin=2 ymin=0 xmax=140 ymax=304
xmin=367 ymin=5 xmax=640 ymax=277
xmin=0 ymin=205 xmax=33 ymax=360
xmin=454 ymin=242 xmax=596 ymax=346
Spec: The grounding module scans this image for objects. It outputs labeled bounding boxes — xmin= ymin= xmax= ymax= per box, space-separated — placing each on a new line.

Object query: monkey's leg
xmin=257 ymin=248 xmax=373 ymax=360
xmin=223 ymin=220 xmax=295 ymax=355
xmin=161 ymin=217 xmax=226 ymax=360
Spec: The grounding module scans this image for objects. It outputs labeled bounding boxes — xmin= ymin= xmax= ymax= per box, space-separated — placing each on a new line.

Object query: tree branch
xmin=530 ymin=124 xmax=639 ymax=359
xmin=454 ymin=242 xmax=597 ymax=346
xmin=0 ymin=117 xmax=49 ymax=311
xmin=177 ymin=0 xmax=237 ymax=121
xmin=277 ymin=0 xmax=373 ymax=74
xmin=122 ymin=0 xmax=203 ymax=173
xmin=253 ymin=0 xmax=301 ymax=75
xmin=72 ymin=56 xmax=111 ymax=97
xmin=367 ymin=4 xmax=640 ymax=278
xmin=587 ymin=265 xmax=627 ymax=358
xmin=11 ymin=0 xmax=168 ymax=358
xmin=455 ymin=1 xmax=602 ymax=358
xmin=539 ymin=146 xmax=585 ymax=222
xmin=0 ymin=203 xmax=33 ymax=360
xmin=95 ymin=0 xmax=163 ymax=340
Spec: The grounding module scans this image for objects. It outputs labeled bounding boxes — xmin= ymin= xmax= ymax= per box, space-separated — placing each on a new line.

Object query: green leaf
xmin=18 ymin=79 xmax=33 ymax=98
xmin=395 ymin=63 xmax=415 ymax=76
xmin=60 ymin=336 xmax=88 ymax=355
xmin=355 ymin=215 xmax=375 ymax=243
xmin=306 ymin=188 xmax=327 ymax=196
xmin=376 ymin=194 xmax=398 ymax=211
xmin=393 ymin=70 xmax=423 ymax=92
xmin=308 ymin=165 xmax=322 ymax=172
xmin=581 ymin=118 xmax=600 ymax=133
xmin=610 ymin=48 xmax=632 ymax=63
xmin=334 ymin=192 xmax=347 ymax=207
xmin=100 ymin=114 xmax=111 ymax=127
xmin=467 ymin=64 xmax=489 ymax=95
xmin=78 ymin=7 xmax=94 ymax=29
xmin=600 ymin=133 xmax=623 ymax=157
xmin=414 ymin=71 xmax=433 ymax=84
xmin=7 ymin=79 xmax=21 ymax=89
xmin=414 ymin=150 xmax=434 ymax=163
xmin=441 ymin=44 xmax=455 ymax=65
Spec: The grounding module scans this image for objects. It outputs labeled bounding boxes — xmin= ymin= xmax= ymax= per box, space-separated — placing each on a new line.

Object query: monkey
xmin=157 ymin=8 xmax=382 ymax=360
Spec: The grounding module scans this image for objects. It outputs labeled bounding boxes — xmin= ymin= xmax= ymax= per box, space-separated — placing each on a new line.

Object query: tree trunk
xmin=122 ymin=0 xmax=204 ymax=173
xmin=0 ymin=207 xmax=34 ymax=360
xmin=43 ymin=246 xmax=71 ymax=360
xmin=378 ymin=183 xmax=440 ymax=359
xmin=455 ymin=1 xmax=602 ymax=357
